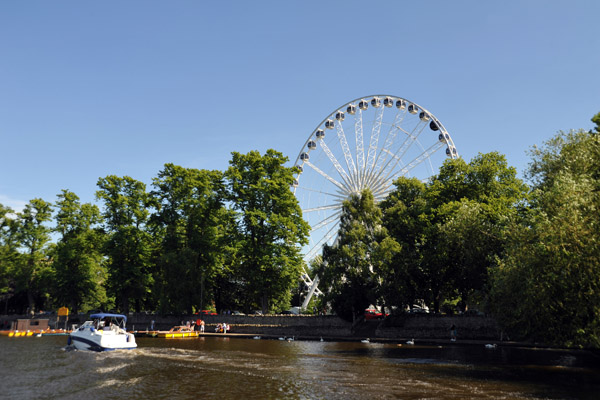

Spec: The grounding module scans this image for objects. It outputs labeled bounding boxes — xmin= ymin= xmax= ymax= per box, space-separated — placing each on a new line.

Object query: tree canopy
xmin=96 ymin=176 xmax=153 ymax=314
xmin=225 ymin=149 xmax=309 ymax=313
xmin=1 ymin=112 xmax=599 ymax=350
xmin=319 ymin=189 xmax=400 ymax=322
xmin=150 ymin=164 xmax=230 ymax=314
xmin=489 ymin=129 xmax=600 ymax=347
xmin=380 ymin=152 xmax=528 ymax=313
xmin=52 ymin=190 xmax=106 ymax=315
xmin=13 ymin=199 xmax=53 ymax=315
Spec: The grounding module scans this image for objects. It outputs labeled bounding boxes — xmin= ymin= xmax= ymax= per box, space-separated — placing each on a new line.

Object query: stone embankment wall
xmin=130 ymin=314 xmax=500 ymax=340
xmin=133 ymin=314 xmax=354 ymax=337
xmin=1 ymin=313 xmax=501 ymax=340
xmin=377 ymin=314 xmax=500 ymax=340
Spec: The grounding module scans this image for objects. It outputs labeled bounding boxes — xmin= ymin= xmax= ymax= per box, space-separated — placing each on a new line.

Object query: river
xmin=0 ymin=335 xmax=598 ymax=399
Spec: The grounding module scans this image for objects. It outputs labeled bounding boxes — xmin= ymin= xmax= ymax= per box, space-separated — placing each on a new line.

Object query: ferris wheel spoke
xmin=399 ymin=141 xmax=446 ymax=176
xmin=373 ymin=108 xmax=407 ymax=174
xmin=362 ymin=114 xmax=423 ymax=192
xmin=354 ymin=109 xmax=365 ymax=171
xmin=335 ymin=120 xmax=358 ymax=187
xmin=303 ymin=160 xmax=347 ymax=192
xmin=375 ymin=121 xmax=428 ymax=183
xmin=317 ymin=141 xmax=353 ymax=189
xmin=305 ymin=221 xmax=341 ymax=261
xmin=310 ymin=209 xmax=342 ymax=232
xmin=364 ymin=173 xmax=392 ymax=196
xmin=376 ymin=140 xmax=445 ymax=190
xmin=365 ymin=103 xmax=385 ymax=170
xmin=295 ymin=185 xmax=346 ymax=204
xmin=303 ymin=203 xmax=343 ymax=214
xmin=363 ymin=126 xmax=403 ymax=193
xmin=365 ymin=118 xmax=434 ymax=196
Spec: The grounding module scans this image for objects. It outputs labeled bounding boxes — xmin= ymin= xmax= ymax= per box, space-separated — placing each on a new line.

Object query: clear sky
xmin=1 ymin=1 xmax=599 ymax=212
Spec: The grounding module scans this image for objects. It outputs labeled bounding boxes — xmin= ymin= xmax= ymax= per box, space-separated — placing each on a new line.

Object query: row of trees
xmin=317 ymin=113 xmax=600 ymax=348
xmin=318 ymin=151 xmax=528 ymax=319
xmin=489 ymin=123 xmax=600 ymax=347
xmin=0 ymin=150 xmax=308 ymax=316
xmin=1 ymin=113 xmax=598 ymax=347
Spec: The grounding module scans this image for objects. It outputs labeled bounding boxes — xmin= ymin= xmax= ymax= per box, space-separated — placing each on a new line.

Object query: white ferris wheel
xmin=292 ymin=95 xmax=459 ymax=308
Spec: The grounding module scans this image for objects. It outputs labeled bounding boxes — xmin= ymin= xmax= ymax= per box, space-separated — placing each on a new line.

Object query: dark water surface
xmin=1 ymin=335 xmax=599 ymax=399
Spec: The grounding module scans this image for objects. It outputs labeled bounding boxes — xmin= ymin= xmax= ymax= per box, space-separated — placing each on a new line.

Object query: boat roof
xmin=90 ymin=313 xmax=128 ymax=323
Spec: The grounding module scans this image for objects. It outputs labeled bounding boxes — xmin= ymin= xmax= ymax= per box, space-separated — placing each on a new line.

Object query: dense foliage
xmin=149 ymin=164 xmax=230 ymax=315
xmin=96 ymin=176 xmax=154 ymax=314
xmin=318 ymin=190 xmax=400 ymax=322
xmin=225 ymin=150 xmax=309 ymax=314
xmin=0 ymin=150 xmax=307 ymax=317
xmin=317 ymin=152 xmax=527 ymax=319
xmin=1 ymin=114 xmax=599 ymax=349
xmin=489 ymin=127 xmax=600 ymax=347
xmin=316 ymin=113 xmax=600 ymax=348
xmin=52 ymin=190 xmax=106 ymax=315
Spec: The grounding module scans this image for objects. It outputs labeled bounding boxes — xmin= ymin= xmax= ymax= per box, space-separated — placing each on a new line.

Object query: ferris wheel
xmin=292 ymin=95 xmax=458 ymax=308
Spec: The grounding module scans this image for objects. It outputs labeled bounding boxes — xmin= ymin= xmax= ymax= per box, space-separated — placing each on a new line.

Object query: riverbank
xmin=1 ymin=312 xmax=591 ymax=351
xmin=134 ymin=313 xmax=503 ymax=342
xmin=0 ymin=312 xmax=502 ymax=340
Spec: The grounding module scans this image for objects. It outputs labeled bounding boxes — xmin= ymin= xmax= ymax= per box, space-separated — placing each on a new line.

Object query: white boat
xmin=68 ymin=313 xmax=137 ymax=351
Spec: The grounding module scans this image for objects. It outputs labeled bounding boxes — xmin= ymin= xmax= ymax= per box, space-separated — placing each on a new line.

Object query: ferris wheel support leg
xmin=302 ymin=275 xmax=320 ymax=311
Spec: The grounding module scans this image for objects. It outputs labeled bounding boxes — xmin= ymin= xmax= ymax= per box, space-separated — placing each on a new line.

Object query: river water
xmin=1 ymin=335 xmax=599 ymax=399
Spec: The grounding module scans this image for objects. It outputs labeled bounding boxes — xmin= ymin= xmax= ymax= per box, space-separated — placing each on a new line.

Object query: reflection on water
xmin=1 ymin=335 xmax=599 ymax=399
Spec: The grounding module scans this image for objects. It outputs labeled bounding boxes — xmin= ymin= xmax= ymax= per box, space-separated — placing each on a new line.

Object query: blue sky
xmin=1 ymin=1 xmax=599 ymax=212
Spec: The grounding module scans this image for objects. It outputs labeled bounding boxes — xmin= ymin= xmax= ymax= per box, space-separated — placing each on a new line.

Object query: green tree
xmin=435 ymin=199 xmax=502 ymax=310
xmin=591 ymin=111 xmax=600 ymax=134
xmin=225 ymin=149 xmax=309 ymax=314
xmin=380 ymin=177 xmax=429 ymax=312
xmin=490 ymin=128 xmax=600 ymax=347
xmin=52 ymin=190 xmax=106 ymax=315
xmin=96 ymin=176 xmax=153 ymax=314
xmin=13 ymin=198 xmax=53 ymax=315
xmin=150 ymin=164 xmax=231 ymax=314
xmin=382 ymin=153 xmax=527 ymax=313
xmin=439 ymin=153 xmax=528 ymax=310
xmin=0 ymin=204 xmax=19 ymax=313
xmin=320 ymin=189 xmax=400 ymax=321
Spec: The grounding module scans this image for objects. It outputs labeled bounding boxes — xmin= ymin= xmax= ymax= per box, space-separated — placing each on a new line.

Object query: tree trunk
xmin=200 ymin=273 xmax=205 ymax=311
xmin=70 ymin=299 xmax=78 ymax=316
xmin=122 ymin=295 xmax=129 ymax=314
xmin=27 ymin=252 xmax=37 ymax=316
xmin=261 ymin=293 xmax=268 ymax=314
xmin=27 ymin=289 xmax=35 ymax=316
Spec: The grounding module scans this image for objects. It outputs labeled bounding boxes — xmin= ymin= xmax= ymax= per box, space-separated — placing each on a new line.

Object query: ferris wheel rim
xmin=293 ymin=94 xmax=459 ymax=305
xmin=293 ymin=94 xmax=458 ymax=167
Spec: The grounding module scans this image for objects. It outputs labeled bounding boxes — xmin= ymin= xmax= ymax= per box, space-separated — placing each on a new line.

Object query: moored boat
xmin=41 ymin=329 xmax=70 ymax=336
xmin=156 ymin=325 xmax=198 ymax=339
xmin=68 ymin=313 xmax=137 ymax=351
xmin=4 ymin=330 xmax=34 ymax=337
xmin=1 ymin=329 xmax=64 ymax=337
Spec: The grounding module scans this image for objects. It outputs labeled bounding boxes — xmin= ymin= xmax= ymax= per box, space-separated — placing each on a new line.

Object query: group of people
xmin=150 ymin=318 xmax=230 ymax=334
xmin=194 ymin=319 xmax=230 ymax=333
